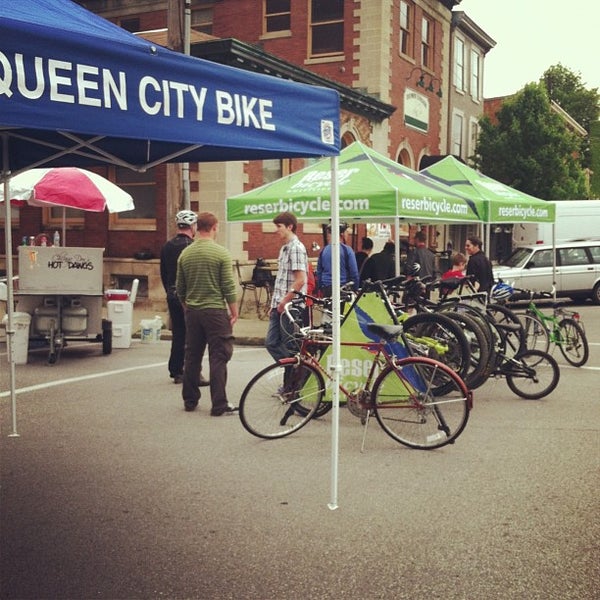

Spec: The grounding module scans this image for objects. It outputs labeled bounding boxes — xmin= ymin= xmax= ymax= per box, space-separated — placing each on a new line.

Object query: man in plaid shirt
xmin=265 ymin=212 xmax=308 ymax=361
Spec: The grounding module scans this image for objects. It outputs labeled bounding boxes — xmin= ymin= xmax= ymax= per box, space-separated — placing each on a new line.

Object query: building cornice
xmin=452 ymin=11 xmax=496 ymax=54
xmin=190 ymin=38 xmax=396 ymax=123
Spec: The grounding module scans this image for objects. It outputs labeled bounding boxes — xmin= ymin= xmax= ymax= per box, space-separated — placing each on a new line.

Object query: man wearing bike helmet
xmin=160 ymin=210 xmax=208 ymax=386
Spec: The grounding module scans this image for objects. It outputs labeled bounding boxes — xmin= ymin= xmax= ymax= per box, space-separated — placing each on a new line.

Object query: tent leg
xmin=328 ymin=155 xmax=340 ymax=511
xmin=2 ymin=133 xmax=20 ymax=437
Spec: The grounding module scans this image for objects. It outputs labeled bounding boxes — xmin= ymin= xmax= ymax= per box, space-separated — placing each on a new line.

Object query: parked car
xmin=493 ymin=240 xmax=600 ymax=304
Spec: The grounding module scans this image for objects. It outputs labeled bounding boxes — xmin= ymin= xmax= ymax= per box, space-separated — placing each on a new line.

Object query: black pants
xmin=166 ymin=294 xmax=186 ymax=378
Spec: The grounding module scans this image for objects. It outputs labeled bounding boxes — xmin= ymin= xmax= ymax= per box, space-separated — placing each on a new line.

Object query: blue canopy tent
xmin=1 ymin=0 xmax=340 ymax=484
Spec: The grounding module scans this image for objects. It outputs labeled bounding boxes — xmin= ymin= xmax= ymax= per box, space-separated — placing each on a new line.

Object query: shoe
xmin=210 ymin=405 xmax=239 ymax=417
xmin=199 ymin=376 xmax=210 ymax=387
xmin=184 ymin=402 xmax=197 ymax=412
xmin=173 ymin=375 xmax=183 ymax=384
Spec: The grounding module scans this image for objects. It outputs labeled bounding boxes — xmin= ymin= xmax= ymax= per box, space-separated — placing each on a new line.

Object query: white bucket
xmin=2 ymin=312 xmax=32 ymax=364
xmin=140 ymin=316 xmax=162 ymax=344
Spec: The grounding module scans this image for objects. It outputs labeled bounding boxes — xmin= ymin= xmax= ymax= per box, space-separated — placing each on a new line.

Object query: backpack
xmin=251 ymin=258 xmax=273 ymax=287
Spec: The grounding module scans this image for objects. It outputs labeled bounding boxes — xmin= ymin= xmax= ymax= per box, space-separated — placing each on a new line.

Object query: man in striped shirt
xmin=176 ymin=212 xmax=239 ymax=416
xmin=265 ymin=212 xmax=308 ymax=361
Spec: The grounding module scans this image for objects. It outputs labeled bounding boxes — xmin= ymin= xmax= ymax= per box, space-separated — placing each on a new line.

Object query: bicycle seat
xmin=366 ymin=322 xmax=404 ymax=341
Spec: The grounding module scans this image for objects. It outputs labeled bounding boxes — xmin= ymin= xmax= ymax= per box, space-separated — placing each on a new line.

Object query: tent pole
xmin=2 ymin=133 xmax=20 ymax=437
xmin=182 ymin=0 xmax=191 ymax=209
xmin=394 ymin=215 xmax=400 ymax=276
xmin=62 ymin=207 xmax=66 ymax=246
xmin=328 ymin=155 xmax=340 ymax=511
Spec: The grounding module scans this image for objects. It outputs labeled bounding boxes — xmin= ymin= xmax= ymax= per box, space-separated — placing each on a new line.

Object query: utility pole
xmin=165 ymin=0 xmax=190 ymax=223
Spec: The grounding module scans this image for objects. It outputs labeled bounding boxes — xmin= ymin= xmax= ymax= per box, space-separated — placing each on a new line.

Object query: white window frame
xmin=468 ymin=117 xmax=479 ymax=159
xmin=451 ymin=110 xmax=465 ymax=158
xmin=470 ymin=49 xmax=481 ymax=101
xmin=421 ymin=15 xmax=433 ymax=69
xmin=454 ymin=36 xmax=465 ymax=92
xmin=399 ymin=0 xmax=413 ymax=58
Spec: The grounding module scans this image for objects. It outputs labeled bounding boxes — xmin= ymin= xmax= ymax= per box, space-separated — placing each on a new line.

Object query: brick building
xmin=4 ymin=1 xmax=495 ymax=309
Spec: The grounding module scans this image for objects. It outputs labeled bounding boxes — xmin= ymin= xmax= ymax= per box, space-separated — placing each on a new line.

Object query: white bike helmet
xmin=176 ymin=210 xmax=197 ymax=227
xmin=406 ymin=262 xmax=421 ymax=277
xmin=491 ymin=281 xmax=514 ymax=302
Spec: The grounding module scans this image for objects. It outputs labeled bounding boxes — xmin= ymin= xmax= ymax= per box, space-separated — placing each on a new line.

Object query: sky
xmin=455 ymin=0 xmax=600 ymax=98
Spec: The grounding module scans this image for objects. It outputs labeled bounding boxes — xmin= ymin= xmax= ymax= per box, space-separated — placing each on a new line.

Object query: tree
xmin=542 ymin=64 xmax=600 ymax=132
xmin=475 ymin=83 xmax=588 ymax=200
xmin=542 ymin=64 xmax=600 ymax=169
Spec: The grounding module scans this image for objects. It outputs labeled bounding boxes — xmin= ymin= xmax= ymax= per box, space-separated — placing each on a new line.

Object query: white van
xmin=513 ymin=200 xmax=600 ymax=246
xmin=493 ymin=239 xmax=600 ymax=304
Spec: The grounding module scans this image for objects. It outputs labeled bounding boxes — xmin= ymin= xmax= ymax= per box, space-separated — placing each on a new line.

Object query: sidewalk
xmin=131 ymin=307 xmax=268 ymax=346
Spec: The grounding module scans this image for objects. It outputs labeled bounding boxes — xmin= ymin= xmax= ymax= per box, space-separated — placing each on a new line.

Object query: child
xmin=441 ymin=252 xmax=466 ymax=297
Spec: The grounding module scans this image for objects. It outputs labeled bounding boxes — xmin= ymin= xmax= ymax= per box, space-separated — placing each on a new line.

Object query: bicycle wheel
xmin=401 ymin=312 xmax=471 ymax=382
xmin=505 ymin=349 xmax=560 ymax=400
xmin=557 ymin=318 xmax=589 ymax=367
xmin=516 ymin=313 xmax=550 ymax=353
xmin=440 ymin=311 xmax=492 ymax=390
xmin=372 ymin=357 xmax=471 ymax=450
xmin=239 ymin=360 xmax=325 ymax=439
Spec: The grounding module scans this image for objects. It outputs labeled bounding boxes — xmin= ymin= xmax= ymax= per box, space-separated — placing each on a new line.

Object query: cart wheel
xmin=102 ymin=318 xmax=112 ymax=355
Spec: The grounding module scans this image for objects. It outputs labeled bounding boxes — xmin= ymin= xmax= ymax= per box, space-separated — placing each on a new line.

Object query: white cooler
xmin=107 ymin=300 xmax=133 ymax=348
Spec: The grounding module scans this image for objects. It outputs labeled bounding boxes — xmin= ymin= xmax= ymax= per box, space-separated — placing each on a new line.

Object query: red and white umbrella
xmin=1 ymin=167 xmax=135 ymax=246
xmin=1 ymin=167 xmax=134 ymax=213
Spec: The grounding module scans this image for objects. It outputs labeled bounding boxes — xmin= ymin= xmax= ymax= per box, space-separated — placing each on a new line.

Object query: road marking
xmin=0 ymin=346 xmax=261 ymax=398
xmin=0 ymin=362 xmax=167 ymax=398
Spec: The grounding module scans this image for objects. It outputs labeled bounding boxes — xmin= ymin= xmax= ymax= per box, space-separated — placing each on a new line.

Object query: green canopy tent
xmin=228 ymin=141 xmax=485 ymax=227
xmin=228 ymin=142 xmax=485 ymax=284
xmin=420 ymin=155 xmax=555 ymax=250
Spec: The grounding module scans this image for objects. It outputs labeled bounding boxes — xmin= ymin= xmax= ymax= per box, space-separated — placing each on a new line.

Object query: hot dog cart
xmin=15 ymin=245 xmax=111 ymax=363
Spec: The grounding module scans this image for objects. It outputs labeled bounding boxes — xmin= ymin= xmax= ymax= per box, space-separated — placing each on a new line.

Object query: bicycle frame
xmin=525 ymin=301 xmax=583 ymax=345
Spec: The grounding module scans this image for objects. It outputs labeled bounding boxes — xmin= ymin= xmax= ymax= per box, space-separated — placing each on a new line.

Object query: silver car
xmin=493 ymin=240 xmax=600 ymax=304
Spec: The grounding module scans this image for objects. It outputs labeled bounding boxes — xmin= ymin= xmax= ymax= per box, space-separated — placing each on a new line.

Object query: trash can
xmin=2 ymin=312 xmax=32 ymax=364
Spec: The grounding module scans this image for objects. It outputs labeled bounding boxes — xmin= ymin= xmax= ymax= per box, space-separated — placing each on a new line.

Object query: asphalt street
xmin=1 ymin=305 xmax=599 ymax=599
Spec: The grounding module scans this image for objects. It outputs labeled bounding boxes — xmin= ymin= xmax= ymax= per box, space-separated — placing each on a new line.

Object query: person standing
xmin=160 ymin=210 xmax=207 ymax=386
xmin=354 ymin=236 xmax=374 ymax=273
xmin=176 ymin=212 xmax=239 ymax=415
xmin=405 ymin=230 xmax=435 ymax=279
xmin=265 ymin=212 xmax=308 ymax=362
xmin=360 ymin=241 xmax=396 ymax=282
xmin=465 ymin=235 xmax=494 ymax=295
xmin=316 ymin=224 xmax=360 ymax=296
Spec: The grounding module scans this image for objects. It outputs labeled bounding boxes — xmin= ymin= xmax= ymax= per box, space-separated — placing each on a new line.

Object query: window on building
xmin=109 ymin=167 xmax=157 ymax=231
xmin=191 ymin=6 xmax=214 ymax=34
xmin=43 ymin=207 xmax=84 ymax=228
xmin=264 ymin=0 xmax=291 ymax=33
xmin=310 ymin=0 xmax=344 ymax=57
xmin=470 ymin=50 xmax=481 ymax=101
xmin=452 ymin=112 xmax=464 ymax=157
xmin=399 ymin=1 xmax=413 ymax=57
xmin=468 ymin=118 xmax=479 ymax=159
xmin=262 ymin=159 xmax=290 ymax=185
xmin=421 ymin=15 xmax=433 ymax=69
xmin=454 ymin=37 xmax=464 ymax=91
xmin=119 ymin=18 xmax=140 ymax=33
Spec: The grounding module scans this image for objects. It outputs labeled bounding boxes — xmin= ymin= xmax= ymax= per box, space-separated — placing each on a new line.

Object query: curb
xmin=131 ymin=330 xmax=265 ymax=347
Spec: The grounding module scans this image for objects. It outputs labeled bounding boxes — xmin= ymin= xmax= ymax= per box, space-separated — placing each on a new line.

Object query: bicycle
xmin=487 ymin=318 xmax=560 ymax=399
xmin=239 ymin=295 xmax=473 ymax=450
xmin=512 ymin=289 xmax=589 ymax=367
